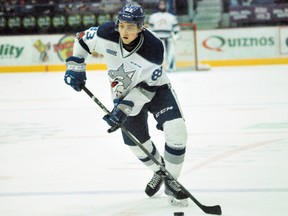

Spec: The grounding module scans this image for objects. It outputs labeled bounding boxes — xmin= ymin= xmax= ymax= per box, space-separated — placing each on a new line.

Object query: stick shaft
xmin=82 ymin=86 xmax=221 ymax=215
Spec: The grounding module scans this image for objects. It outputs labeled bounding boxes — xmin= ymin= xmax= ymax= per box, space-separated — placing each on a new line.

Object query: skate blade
xmin=168 ymin=196 xmax=188 ymax=207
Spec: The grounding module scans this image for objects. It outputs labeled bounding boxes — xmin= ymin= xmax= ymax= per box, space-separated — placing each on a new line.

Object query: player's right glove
xmin=103 ymin=99 xmax=134 ymax=133
xmin=64 ymin=56 xmax=86 ymax=92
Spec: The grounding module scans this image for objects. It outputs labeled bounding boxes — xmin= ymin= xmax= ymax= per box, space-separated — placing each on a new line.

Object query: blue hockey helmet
xmin=116 ymin=4 xmax=146 ymax=29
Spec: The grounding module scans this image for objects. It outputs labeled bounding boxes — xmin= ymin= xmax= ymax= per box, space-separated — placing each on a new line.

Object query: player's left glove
xmin=64 ymin=56 xmax=86 ymax=92
xmin=103 ymin=99 xmax=134 ymax=133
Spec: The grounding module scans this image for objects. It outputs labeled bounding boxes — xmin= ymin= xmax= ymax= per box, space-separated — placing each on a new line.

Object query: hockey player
xmin=148 ymin=0 xmax=180 ymax=72
xmin=64 ymin=4 xmax=188 ymax=204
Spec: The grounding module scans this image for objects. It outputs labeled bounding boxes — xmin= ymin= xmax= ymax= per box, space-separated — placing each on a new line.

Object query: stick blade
xmin=202 ymin=205 xmax=222 ymax=215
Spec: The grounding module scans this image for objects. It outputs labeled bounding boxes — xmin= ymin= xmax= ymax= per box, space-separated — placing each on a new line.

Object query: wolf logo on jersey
xmin=108 ymin=64 xmax=136 ymax=97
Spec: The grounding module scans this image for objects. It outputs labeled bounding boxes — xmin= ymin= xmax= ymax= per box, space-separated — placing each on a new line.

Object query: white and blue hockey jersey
xmin=72 ymin=21 xmax=171 ymax=116
xmin=148 ymin=12 xmax=180 ymax=39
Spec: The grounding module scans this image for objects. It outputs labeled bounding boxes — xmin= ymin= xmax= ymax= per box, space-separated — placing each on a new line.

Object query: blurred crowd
xmin=0 ymin=0 xmax=131 ymax=34
xmin=0 ymin=0 xmax=120 ymax=16
xmin=0 ymin=0 xmax=287 ymax=35
xmin=229 ymin=0 xmax=286 ymax=7
xmin=1 ymin=0 xmax=286 ymax=16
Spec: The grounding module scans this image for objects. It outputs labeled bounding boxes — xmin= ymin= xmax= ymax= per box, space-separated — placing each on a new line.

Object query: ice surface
xmin=0 ymin=65 xmax=288 ymax=216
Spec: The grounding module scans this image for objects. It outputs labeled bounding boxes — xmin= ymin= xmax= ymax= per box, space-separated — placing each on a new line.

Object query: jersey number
xmin=152 ymin=68 xmax=162 ymax=81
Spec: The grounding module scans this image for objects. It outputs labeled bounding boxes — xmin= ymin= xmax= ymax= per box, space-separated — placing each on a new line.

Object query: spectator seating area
xmin=0 ymin=0 xmax=287 ymax=34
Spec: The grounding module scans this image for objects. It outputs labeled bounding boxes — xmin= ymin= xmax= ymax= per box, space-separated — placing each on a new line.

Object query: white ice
xmin=0 ymin=65 xmax=288 ymax=216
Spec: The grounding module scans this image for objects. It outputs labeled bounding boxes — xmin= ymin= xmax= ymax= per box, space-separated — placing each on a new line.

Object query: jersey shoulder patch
xmin=97 ymin=22 xmax=119 ymax=43
xmin=137 ymin=29 xmax=164 ymax=65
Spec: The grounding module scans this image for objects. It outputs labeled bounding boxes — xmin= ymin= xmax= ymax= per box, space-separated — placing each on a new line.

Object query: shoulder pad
xmin=137 ymin=29 xmax=164 ymax=65
xmin=97 ymin=22 xmax=119 ymax=43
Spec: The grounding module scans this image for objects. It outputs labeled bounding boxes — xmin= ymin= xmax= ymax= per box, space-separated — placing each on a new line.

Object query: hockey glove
xmin=64 ymin=56 xmax=86 ymax=92
xmin=103 ymin=99 xmax=134 ymax=133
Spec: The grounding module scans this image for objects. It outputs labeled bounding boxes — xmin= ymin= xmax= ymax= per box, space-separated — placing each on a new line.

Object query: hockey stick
xmin=82 ymin=86 xmax=222 ymax=215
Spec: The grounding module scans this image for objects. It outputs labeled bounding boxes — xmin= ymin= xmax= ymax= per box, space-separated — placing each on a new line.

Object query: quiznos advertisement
xmin=196 ymin=26 xmax=288 ymax=60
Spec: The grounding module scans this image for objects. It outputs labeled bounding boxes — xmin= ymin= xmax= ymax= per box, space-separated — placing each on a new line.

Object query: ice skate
xmin=145 ymin=157 xmax=165 ymax=197
xmin=164 ymin=177 xmax=188 ymax=200
xmin=145 ymin=169 xmax=164 ymax=197
xmin=168 ymin=196 xmax=188 ymax=207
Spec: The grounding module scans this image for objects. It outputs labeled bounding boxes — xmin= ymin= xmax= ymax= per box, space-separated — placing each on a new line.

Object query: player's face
xmin=118 ymin=21 xmax=141 ymax=45
xmin=159 ymin=1 xmax=166 ymax=11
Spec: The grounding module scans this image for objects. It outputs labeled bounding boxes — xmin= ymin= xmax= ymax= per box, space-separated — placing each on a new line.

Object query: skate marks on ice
xmin=0 ymin=65 xmax=288 ymax=216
